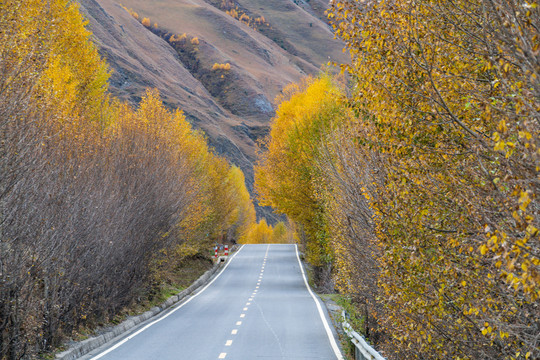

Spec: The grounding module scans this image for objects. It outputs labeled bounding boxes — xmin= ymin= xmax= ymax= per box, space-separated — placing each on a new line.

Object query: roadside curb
xmin=56 ymin=262 xmax=222 ymax=360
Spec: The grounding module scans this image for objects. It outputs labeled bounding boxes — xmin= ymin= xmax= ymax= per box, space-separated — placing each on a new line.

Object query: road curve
xmin=81 ymin=244 xmax=343 ymax=360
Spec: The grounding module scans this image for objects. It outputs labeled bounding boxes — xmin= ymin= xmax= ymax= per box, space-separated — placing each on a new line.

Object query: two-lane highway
xmin=82 ymin=244 xmax=343 ymax=360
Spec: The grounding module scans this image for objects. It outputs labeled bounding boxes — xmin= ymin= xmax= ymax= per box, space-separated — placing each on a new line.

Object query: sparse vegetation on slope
xmin=124 ymin=9 xmax=265 ymax=120
xmin=219 ymin=0 xmax=269 ymax=30
xmin=204 ymin=0 xmax=311 ymax=61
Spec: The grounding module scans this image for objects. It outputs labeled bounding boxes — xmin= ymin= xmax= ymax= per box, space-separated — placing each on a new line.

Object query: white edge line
xmin=295 ymin=244 xmax=343 ymax=360
xmin=90 ymin=245 xmax=245 ymax=359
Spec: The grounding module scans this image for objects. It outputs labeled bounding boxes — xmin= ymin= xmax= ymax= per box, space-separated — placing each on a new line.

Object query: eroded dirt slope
xmin=79 ymin=0 xmax=256 ymax=184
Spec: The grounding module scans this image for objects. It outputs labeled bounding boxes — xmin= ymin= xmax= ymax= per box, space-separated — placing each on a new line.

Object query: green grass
xmin=336 ymin=296 xmax=366 ymax=336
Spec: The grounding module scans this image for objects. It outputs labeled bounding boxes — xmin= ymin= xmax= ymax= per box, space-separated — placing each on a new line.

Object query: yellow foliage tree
xmin=122 ymin=6 xmax=139 ymax=19
xmin=271 ymin=221 xmax=292 ymax=244
xmin=255 ymin=75 xmax=348 ymax=267
xmin=226 ymin=166 xmax=256 ymax=240
xmin=323 ymin=0 xmax=540 ymax=358
xmin=240 ymin=219 xmax=273 ymax=244
xmin=212 ymin=63 xmax=231 ymax=71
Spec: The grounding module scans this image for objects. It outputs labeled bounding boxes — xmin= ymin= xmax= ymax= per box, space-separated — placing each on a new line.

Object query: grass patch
xmin=340 ymin=336 xmax=356 ymax=360
xmin=319 ymin=294 xmax=360 ymax=360
xmin=336 ymin=296 xmax=366 ymax=336
xmin=319 ymin=293 xmax=340 ymax=301
xmin=129 ymin=255 xmax=213 ymax=315
xmin=302 ymin=258 xmax=318 ymax=290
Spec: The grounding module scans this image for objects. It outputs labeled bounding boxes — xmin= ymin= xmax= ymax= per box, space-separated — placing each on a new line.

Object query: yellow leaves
xmin=518 ymin=130 xmax=532 ymax=141
xmin=0 ymin=0 xmax=110 ymax=130
xmin=494 ymin=141 xmax=506 ymax=152
xmin=23 ymin=0 xmax=110 ymax=122
xmin=481 ymin=322 xmax=493 ymax=336
xmin=40 ymin=56 xmax=79 ymax=116
xmin=526 ymin=224 xmax=538 ymax=237
xmin=464 ymin=306 xmax=480 ymax=316
xmin=240 ymin=219 xmax=273 ymax=244
xmin=518 ymin=191 xmax=531 ymax=212
xmin=117 ymin=89 xmax=254 ymax=246
xmin=497 ymin=120 xmax=508 ymax=133
xmin=311 ymin=0 xmax=540 ymax=357
xmin=480 ymin=244 xmax=489 ymax=255
xmin=2 ymin=0 xmax=265 ymax=355
xmin=123 ymin=6 xmax=139 ymax=19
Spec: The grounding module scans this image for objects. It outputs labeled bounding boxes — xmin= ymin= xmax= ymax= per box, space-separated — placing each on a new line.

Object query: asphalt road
xmin=83 ymin=244 xmax=343 ymax=360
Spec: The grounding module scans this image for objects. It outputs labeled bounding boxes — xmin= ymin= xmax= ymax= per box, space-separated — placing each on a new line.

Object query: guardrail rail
xmin=341 ymin=311 xmax=386 ymax=360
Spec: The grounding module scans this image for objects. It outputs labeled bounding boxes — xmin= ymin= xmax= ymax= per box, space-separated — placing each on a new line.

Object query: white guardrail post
xmin=341 ymin=311 xmax=386 ymax=360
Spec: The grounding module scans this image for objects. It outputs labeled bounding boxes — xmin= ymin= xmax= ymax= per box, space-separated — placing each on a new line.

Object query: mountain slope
xmin=79 ymin=0 xmax=256 ymax=181
xmin=78 ymin=0 xmax=346 ymax=218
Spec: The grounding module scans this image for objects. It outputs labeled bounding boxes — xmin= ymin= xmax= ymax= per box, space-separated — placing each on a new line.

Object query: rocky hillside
xmin=78 ymin=0 xmax=346 ymax=218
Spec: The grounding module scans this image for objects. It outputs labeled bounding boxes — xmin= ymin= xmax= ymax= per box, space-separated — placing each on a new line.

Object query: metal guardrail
xmin=342 ymin=311 xmax=386 ymax=360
